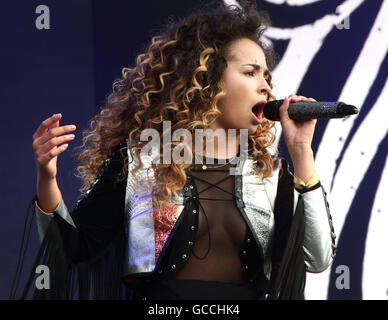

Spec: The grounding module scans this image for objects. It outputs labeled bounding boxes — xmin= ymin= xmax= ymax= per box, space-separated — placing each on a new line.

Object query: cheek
xmin=222 ymin=82 xmax=250 ymax=110
xmin=226 ymin=76 xmax=251 ymax=97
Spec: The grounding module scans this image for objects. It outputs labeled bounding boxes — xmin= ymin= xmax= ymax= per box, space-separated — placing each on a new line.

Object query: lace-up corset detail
xmin=175 ymin=155 xmax=250 ymax=284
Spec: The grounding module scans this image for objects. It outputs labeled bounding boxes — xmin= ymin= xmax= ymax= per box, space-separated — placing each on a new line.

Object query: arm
xmin=290 ymin=148 xmax=336 ymax=272
xmin=295 ymin=183 xmax=336 ymax=272
xmin=34 ymin=144 xmax=127 ymax=263
xmin=279 ymin=94 xmax=336 ymax=273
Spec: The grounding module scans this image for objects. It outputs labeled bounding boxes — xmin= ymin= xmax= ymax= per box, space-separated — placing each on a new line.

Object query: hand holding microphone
xmin=266 ymin=94 xmax=358 ymax=188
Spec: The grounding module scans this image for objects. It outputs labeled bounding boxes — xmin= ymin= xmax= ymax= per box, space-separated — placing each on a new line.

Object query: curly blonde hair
xmin=73 ymin=1 xmax=279 ymax=208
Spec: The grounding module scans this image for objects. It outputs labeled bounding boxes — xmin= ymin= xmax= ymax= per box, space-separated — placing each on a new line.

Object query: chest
xmin=190 ymin=171 xmax=247 ymax=246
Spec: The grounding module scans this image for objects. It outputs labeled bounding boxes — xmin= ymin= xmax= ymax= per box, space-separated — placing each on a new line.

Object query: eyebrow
xmin=242 ymin=64 xmax=270 ymax=75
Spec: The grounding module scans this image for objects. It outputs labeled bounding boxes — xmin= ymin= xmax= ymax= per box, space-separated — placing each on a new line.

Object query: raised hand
xmin=32 ymin=113 xmax=76 ymax=181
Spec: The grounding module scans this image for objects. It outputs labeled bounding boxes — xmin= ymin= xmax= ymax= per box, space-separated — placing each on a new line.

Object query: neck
xmin=195 ymin=129 xmax=240 ymax=159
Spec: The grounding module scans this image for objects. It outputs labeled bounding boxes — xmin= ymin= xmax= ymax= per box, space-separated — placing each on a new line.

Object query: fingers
xmin=287 ymin=94 xmax=314 ymax=103
xmin=279 ymin=94 xmax=317 ymax=123
xmin=279 ymin=96 xmax=291 ymax=122
xmin=39 ymin=129 xmax=76 ymax=155
xmin=32 ymin=114 xmax=77 ymax=161
xmin=33 ymin=113 xmax=62 ymax=141
xmin=36 ymin=144 xmax=66 ymax=166
xmin=33 ymin=125 xmax=77 ymax=153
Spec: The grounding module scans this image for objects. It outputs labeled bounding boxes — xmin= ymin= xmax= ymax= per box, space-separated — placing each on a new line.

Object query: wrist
xmin=289 ymin=145 xmax=313 ymax=161
xmin=36 ymin=178 xmax=62 ymax=214
xmin=37 ymin=178 xmax=57 ymax=188
xmin=37 ymin=171 xmax=57 ymax=184
xmin=291 ymin=149 xmax=316 ymax=184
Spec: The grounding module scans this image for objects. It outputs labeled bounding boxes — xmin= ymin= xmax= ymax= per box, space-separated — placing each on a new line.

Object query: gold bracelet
xmin=293 ymin=170 xmax=319 ymax=188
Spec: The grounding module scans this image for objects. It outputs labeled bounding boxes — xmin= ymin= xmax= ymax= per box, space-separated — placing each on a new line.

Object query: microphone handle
xmin=288 ymin=101 xmax=344 ymax=121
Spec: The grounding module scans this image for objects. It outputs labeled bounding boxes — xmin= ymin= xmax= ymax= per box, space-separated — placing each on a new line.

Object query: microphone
xmin=263 ymin=100 xmax=359 ymax=121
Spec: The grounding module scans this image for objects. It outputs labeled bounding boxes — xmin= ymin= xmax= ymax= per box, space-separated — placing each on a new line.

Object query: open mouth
xmin=251 ymin=101 xmax=266 ymax=122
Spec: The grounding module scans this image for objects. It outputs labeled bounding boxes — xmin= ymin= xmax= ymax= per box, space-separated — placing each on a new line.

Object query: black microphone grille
xmin=263 ymin=100 xmax=284 ymax=121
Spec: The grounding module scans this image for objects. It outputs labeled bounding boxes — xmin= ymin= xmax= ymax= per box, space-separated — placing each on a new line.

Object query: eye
xmin=264 ymin=72 xmax=272 ymax=84
xmin=244 ymin=71 xmax=255 ymax=77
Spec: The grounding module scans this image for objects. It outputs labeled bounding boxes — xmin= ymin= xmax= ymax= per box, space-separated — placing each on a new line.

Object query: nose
xmin=257 ymin=76 xmax=271 ymax=96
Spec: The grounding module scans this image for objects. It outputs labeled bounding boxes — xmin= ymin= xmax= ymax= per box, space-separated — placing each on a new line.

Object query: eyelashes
xmin=266 ymin=74 xmax=272 ymax=87
xmin=244 ymin=71 xmax=255 ymax=77
xmin=244 ymin=71 xmax=272 ymax=86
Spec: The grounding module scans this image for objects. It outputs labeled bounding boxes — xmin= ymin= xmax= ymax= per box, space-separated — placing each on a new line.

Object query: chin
xmin=247 ymin=125 xmax=259 ymax=135
xmin=230 ymin=123 xmax=258 ymax=136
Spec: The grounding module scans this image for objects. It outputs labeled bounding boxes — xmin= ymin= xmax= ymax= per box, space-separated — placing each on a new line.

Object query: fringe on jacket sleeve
xmin=267 ymin=159 xmax=307 ymax=300
xmin=10 ymin=142 xmax=128 ymax=300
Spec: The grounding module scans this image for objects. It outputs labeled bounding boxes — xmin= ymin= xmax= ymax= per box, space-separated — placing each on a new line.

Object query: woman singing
xmin=20 ymin=1 xmax=336 ymax=300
